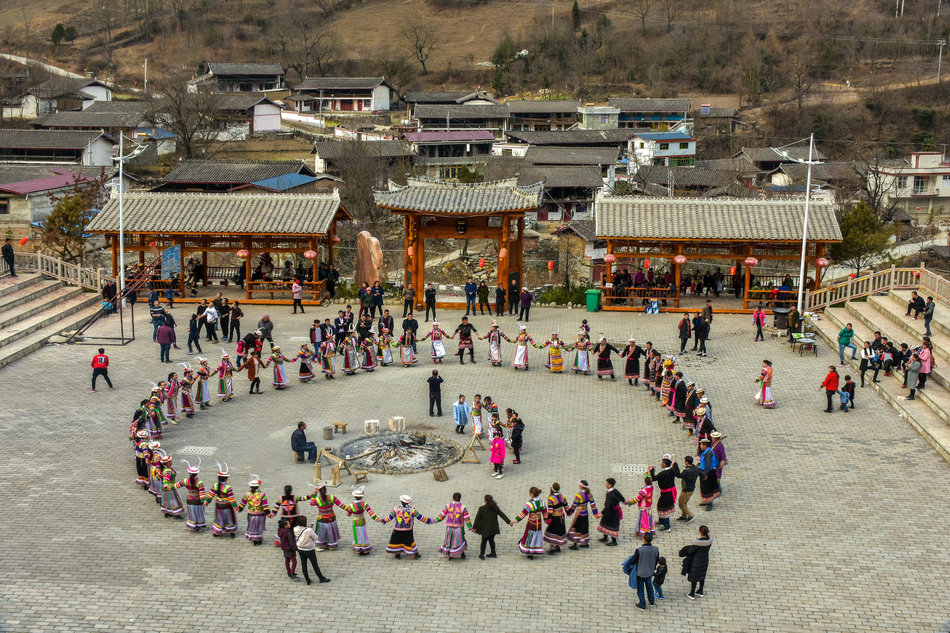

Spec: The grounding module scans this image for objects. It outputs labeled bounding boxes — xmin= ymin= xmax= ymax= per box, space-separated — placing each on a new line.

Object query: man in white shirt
xmin=203 ymin=304 xmax=219 ymax=343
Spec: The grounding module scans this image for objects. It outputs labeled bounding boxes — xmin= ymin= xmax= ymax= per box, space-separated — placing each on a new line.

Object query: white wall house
xmin=869 ymin=151 xmax=950 ymax=221
xmin=629 ymin=131 xmax=696 ymax=167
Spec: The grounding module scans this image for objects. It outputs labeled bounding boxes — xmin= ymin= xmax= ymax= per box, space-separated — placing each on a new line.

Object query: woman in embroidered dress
xmin=204 ymin=463 xmax=239 ymax=538
xmin=309 ymin=483 xmax=345 ymax=551
xmin=318 ymin=338 xmax=336 ymax=378
xmin=510 ymin=487 xmax=547 ymax=558
xmin=147 ymin=447 xmax=164 ymax=503
xmin=342 ymin=489 xmax=378 ymax=555
xmin=626 ymin=475 xmax=655 ymax=537
xmin=376 ymin=494 xmax=436 ymax=559
xmin=398 ymin=333 xmax=418 ymax=366
xmin=160 ymin=455 xmax=185 ymax=519
xmin=296 ymin=344 xmax=316 ymax=382
xmin=594 ymin=337 xmax=620 ymax=380
xmin=340 ymin=328 xmax=360 ymax=375
xmin=216 ymin=352 xmax=235 ymax=401
xmin=164 ymin=372 xmax=179 ymax=421
xmin=540 ymin=332 xmax=567 ymax=373
xmin=174 ymin=459 xmax=206 ymax=532
xmin=508 ymin=325 xmax=532 ymax=370
xmin=269 ymin=345 xmax=296 ymax=389
xmin=572 ymin=331 xmax=592 ymax=375
xmin=421 ymin=320 xmax=448 ymax=363
xmin=195 ymin=358 xmax=213 ymax=409
xmin=755 ymin=359 xmax=776 ymax=408
xmin=377 ymin=328 xmax=395 ymax=366
xmin=620 ymin=337 xmax=643 ymax=385
xmin=436 ymin=492 xmax=473 ymax=559
xmin=480 ymin=321 xmax=504 ymax=366
xmin=566 ymin=480 xmax=599 ymax=549
xmin=178 ymin=367 xmax=196 ymax=418
xmin=543 ymin=483 xmax=568 ymax=554
xmin=272 ymin=484 xmax=309 ymax=546
xmin=359 ymin=333 xmax=378 ymax=371
xmin=238 ymin=475 xmax=270 ymax=545
xmin=649 ymin=457 xmax=680 ymax=531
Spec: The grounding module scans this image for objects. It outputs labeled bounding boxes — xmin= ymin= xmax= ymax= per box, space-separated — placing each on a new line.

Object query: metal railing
xmin=806 ymin=265 xmax=940 ymax=312
xmin=8 ymin=251 xmax=109 ymax=291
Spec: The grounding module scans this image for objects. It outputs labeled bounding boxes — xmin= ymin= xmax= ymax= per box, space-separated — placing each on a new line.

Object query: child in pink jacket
xmin=490 ymin=431 xmax=506 ymax=479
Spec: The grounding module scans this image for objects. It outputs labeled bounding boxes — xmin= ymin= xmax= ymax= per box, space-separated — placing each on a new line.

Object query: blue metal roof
xmin=249 ymin=173 xmax=318 ymax=191
xmin=633 ymin=132 xmax=693 ymax=141
xmin=134 ymin=127 xmax=176 ymax=140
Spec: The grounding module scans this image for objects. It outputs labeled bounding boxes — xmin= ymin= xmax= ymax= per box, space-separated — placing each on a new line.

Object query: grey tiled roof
xmin=634 ymin=166 xmax=737 ymax=189
xmin=374 ymin=177 xmax=543 ymax=214
xmin=87 ymin=191 xmax=344 ymax=235
xmin=161 ymin=160 xmax=315 ymax=184
xmin=738 ymin=146 xmax=828 ymax=164
xmin=0 ymin=129 xmax=107 ymax=149
xmin=694 ymin=157 xmax=758 ymax=176
xmin=31 ymin=110 xmax=146 ymax=128
xmin=506 ymin=129 xmax=645 ymax=146
xmin=517 ymin=165 xmax=602 ymax=188
xmin=311 ymin=140 xmax=410 ymax=159
xmin=28 ymin=78 xmax=107 ymax=99
xmin=83 ymin=100 xmax=150 ymax=114
xmin=296 ymin=76 xmax=387 ymax=90
xmin=215 ymin=93 xmax=280 ymax=111
xmin=414 ymin=104 xmax=509 ymax=119
xmin=506 ymin=100 xmax=580 ymax=114
xmin=525 ymin=146 xmax=620 ymax=166
xmin=0 ymin=164 xmax=117 ymax=186
xmin=777 ymin=161 xmax=858 ymax=183
xmin=404 ymin=91 xmax=471 ymax=104
xmin=553 ymin=217 xmax=597 ymax=241
xmin=608 ymin=97 xmax=692 ymax=112
xmin=594 ymin=195 xmax=841 ymax=241
xmin=207 ymin=62 xmax=284 ymax=76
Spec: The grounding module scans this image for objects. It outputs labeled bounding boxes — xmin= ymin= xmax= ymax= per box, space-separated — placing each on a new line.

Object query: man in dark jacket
xmin=402 ymin=313 xmax=419 ymax=353
xmin=905 ymin=291 xmax=925 ymax=318
xmin=424 ymin=284 xmax=437 ymax=322
xmin=622 ymin=532 xmax=660 ymax=610
xmin=678 ymin=313 xmax=691 ymax=354
xmin=2 ymin=237 xmax=16 ymax=277
xmin=702 ymin=299 xmax=714 ymax=336
xmin=334 ymin=311 xmax=348 ymax=346
xmin=291 ymin=421 xmax=317 ymax=463
xmin=518 ymin=288 xmax=533 ymax=322
xmin=675 ymin=455 xmax=701 ymax=522
xmin=326 ymin=265 xmax=339 ymax=298
xmin=495 ymin=284 xmax=506 ymax=316
xmin=427 ymin=369 xmax=444 ymax=416
xmin=464 ymin=277 xmax=477 ymax=316
xmin=187 ymin=314 xmax=203 ymax=354
xmin=696 ymin=318 xmax=709 ymax=357
xmin=508 ymin=278 xmax=519 ymax=315
xmin=378 ymin=309 xmax=394 ymax=336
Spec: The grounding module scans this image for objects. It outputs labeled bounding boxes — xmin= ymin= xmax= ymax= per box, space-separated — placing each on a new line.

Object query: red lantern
xmin=479 ymin=258 xmax=485 ymax=268
xmin=744 ymin=257 xmax=759 ymax=267
xmin=303 ymin=250 xmax=317 ymax=260
xmin=644 ymin=258 xmax=651 ymax=269
xmin=498 ymin=248 xmax=508 ymax=260
xmin=332 ymin=235 xmax=341 ymax=244
xmin=849 ymin=273 xmax=856 ymax=279
xmin=815 ymin=257 xmax=829 ymax=267
xmin=729 ymin=266 xmax=736 ymax=275
xmin=236 ymin=249 xmax=250 ymax=259
xmin=18 ymin=237 xmax=28 ymax=246
xmin=604 ymin=253 xmax=616 ymax=264
xmin=673 ymin=255 xmax=687 ymax=265
xmin=547 ymin=260 xmax=554 ymax=271
xmin=407 ymin=246 xmax=414 ymax=257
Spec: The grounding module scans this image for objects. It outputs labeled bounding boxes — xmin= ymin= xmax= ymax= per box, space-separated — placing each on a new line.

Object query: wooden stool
xmin=312 ymin=462 xmax=322 ymax=484
xmin=331 ymin=464 xmax=342 ymax=486
xmin=353 ymin=470 xmax=369 ymax=484
xmin=333 ymin=422 xmax=348 ymax=434
xmin=293 ymin=451 xmax=304 ymax=463
xmin=388 ymin=416 xmax=406 ymax=431
xmin=364 ymin=419 xmax=379 ymax=434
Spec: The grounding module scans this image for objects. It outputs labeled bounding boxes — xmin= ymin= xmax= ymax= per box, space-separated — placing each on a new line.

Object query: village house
xmin=576 ymin=104 xmax=620 ymax=130
xmin=151 ymin=160 xmax=317 ymax=193
xmin=693 ymin=104 xmax=742 ymax=136
xmin=0 ymin=130 xmax=116 ymax=166
xmin=287 ymin=77 xmax=394 ymax=112
xmin=735 ymin=146 xmax=828 ymax=180
xmin=404 ymin=130 xmax=494 ymax=180
xmin=608 ymin=97 xmax=692 ymax=131
xmin=631 ymin=165 xmax=738 ymax=197
xmin=524 ymin=145 xmax=622 ymax=176
xmin=0 ymin=164 xmax=130 ymax=227
xmin=506 ymin=100 xmax=580 ymax=131
xmin=311 ymin=140 xmax=411 ymax=176
xmin=413 ymin=103 xmax=510 ymax=138
xmin=694 ymin=156 xmax=759 ymax=187
xmin=214 ymin=93 xmax=283 ymax=135
xmin=190 ymin=63 xmax=285 ymax=93
xmin=629 ymin=131 xmax=697 ymax=167
xmin=866 ymin=151 xmax=950 ymax=221
xmin=30 ymin=100 xmax=150 ymax=138
xmin=403 ymin=91 xmax=498 ymax=119
xmin=517 ymin=165 xmax=602 ymax=222
xmin=11 ymin=77 xmax=113 ymax=119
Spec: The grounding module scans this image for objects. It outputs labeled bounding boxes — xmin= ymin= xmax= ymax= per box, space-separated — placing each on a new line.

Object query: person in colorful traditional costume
xmin=204 ymin=463 xmax=238 ymax=537
xmin=683 ymin=381 xmax=698 ymax=434
xmin=272 ymin=485 xmax=309 ymax=546
xmin=238 ymin=475 xmax=270 ymax=545
xmin=174 ymin=459 xmax=207 ymax=531
xmin=506 ymin=324 xmax=532 ymax=370
xmin=436 ymin=492 xmax=473 ymax=559
xmin=697 ymin=437 xmax=721 ymax=510
xmin=216 ymin=352 xmax=234 ymax=401
xmin=359 ymin=332 xmax=378 ymax=371
xmin=160 ymin=454 xmax=185 ymax=519
xmin=479 ymin=321 xmax=504 ymax=366
xmin=421 ymin=321 xmax=448 ymax=363
xmin=376 ymin=328 xmax=394 ymax=366
xmin=620 ymin=337 xmax=643 ymax=385
xmin=309 ymin=483 xmax=345 ymax=550
xmin=594 ymin=337 xmax=619 ymax=380
xmin=195 ymin=358 xmax=213 ymax=409
xmin=597 ymin=478 xmax=625 ymax=546
xmin=236 ymin=350 xmax=267 ymax=394
xmin=318 ymin=337 xmax=337 ymax=378
xmin=178 ymin=366 xmax=196 ymax=417
xmin=452 ymin=317 xmax=478 ymax=364
xmin=269 ymin=346 xmax=295 ymax=389
xmin=572 ymin=331 xmax=592 ymax=375
xmin=342 ymin=489 xmax=378 ymax=555
xmin=133 ymin=430 xmax=150 ymax=488
xmin=377 ymin=494 xmax=435 ymax=559
xmin=340 ymin=327 xmax=360 ymax=375
xmin=672 ymin=371 xmax=688 ymax=420
xmin=626 ymin=476 xmax=655 ymax=537
xmin=566 ymin=480 xmax=599 ymax=548
xmin=543 ymin=483 xmax=569 ymax=554
xmin=510 ymin=487 xmax=548 ymax=558
xmin=649 ymin=457 xmax=680 ymax=531
xmin=755 ymin=359 xmax=776 ymax=408
xmin=164 ymin=372 xmax=180 ymax=421
xmin=147 ymin=446 xmax=164 ymax=502
xmin=540 ymin=331 xmax=566 ymax=373
xmin=296 ymin=344 xmax=316 ymax=382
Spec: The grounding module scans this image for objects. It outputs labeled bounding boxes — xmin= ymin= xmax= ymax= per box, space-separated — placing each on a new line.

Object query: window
xmin=679 ymin=142 xmax=690 ymax=149
xmin=600 ymin=115 xmax=610 ymax=124
xmin=639 ymin=142 xmax=645 ymax=149
xmin=913 ymin=175 xmax=927 ymax=194
xmin=943 ymin=174 xmax=950 ymax=187
xmin=659 ymin=143 xmax=669 ymax=150
xmin=0 ymin=199 xmax=8 ymax=214
xmin=896 ymin=176 xmax=907 ymax=190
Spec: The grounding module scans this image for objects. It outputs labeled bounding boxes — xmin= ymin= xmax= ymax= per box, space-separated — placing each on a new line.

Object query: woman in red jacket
xmin=821 ymin=366 xmax=840 ymax=413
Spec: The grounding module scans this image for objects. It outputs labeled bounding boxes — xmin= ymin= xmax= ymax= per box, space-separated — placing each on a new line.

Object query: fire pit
xmin=341 ymin=432 xmax=463 ymax=474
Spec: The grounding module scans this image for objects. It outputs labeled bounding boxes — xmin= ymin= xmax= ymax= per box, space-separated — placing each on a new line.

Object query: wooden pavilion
xmin=86 ymin=190 xmax=351 ymax=304
xmin=374 ymin=176 xmax=544 ymax=309
xmin=593 ymin=194 xmax=842 ymax=310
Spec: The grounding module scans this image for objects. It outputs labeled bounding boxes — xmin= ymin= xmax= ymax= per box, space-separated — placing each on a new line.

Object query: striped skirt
xmin=546 ymin=350 xmax=564 ymax=372
xmin=148 ymin=473 xmax=163 ymax=497
xmin=134 ymin=459 xmax=149 ymax=487
xmin=315 ymin=519 xmax=340 ymax=549
xmin=518 ymin=527 xmax=545 ymax=555
xmin=180 ymin=391 xmax=194 ymax=414
xmin=567 ymin=514 xmax=590 ymax=544
xmin=299 ymin=360 xmax=314 ymax=381
xmin=185 ymin=502 xmax=206 ymax=531
xmin=439 ymin=526 xmax=468 ymax=557
xmin=161 ymin=488 xmax=184 ymax=516
xmin=352 ymin=523 xmax=371 ymax=553
xmin=245 ymin=512 xmax=267 ymax=541
xmin=543 ymin=516 xmax=567 ymax=545
xmin=212 ymin=505 xmax=238 ymax=535
xmin=218 ymin=377 xmax=232 ymax=398
xmin=635 ymin=509 xmax=655 ymax=536
xmin=273 ymin=364 xmax=289 ymax=387
xmin=387 ymin=529 xmax=418 ymax=555
xmin=596 ymin=358 xmax=614 ymax=376
xmin=165 ymin=398 xmax=178 ymax=421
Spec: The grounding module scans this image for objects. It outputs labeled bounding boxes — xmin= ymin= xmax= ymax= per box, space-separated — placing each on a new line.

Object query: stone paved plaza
xmin=1 ymin=301 xmax=949 ymax=633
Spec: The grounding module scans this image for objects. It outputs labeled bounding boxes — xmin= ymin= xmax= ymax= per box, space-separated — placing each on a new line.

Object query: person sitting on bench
xmin=291 ymin=421 xmax=317 ymax=463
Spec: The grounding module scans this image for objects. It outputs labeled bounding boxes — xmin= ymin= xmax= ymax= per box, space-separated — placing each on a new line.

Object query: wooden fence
xmin=805 ymin=264 xmax=947 ymax=312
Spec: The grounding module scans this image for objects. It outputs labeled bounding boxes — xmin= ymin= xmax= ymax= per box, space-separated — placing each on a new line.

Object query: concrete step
xmin=0 ymin=292 xmax=100 ymax=350
xmin=0 ymin=303 xmax=103 ymax=369
xmin=888 ymin=289 xmax=950 ymax=340
xmin=0 ymin=285 xmax=83 ymax=331
xmin=843 ymin=299 xmax=950 ymax=372
xmin=0 ymin=273 xmax=44 ymax=299
xmin=817 ymin=307 xmax=950 ymax=430
xmin=865 ymin=293 xmax=950 ymax=366
xmin=0 ymin=278 xmax=65 ymax=312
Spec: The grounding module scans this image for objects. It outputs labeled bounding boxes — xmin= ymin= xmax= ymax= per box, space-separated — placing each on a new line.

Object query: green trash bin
xmin=585 ymin=288 xmax=602 ymax=312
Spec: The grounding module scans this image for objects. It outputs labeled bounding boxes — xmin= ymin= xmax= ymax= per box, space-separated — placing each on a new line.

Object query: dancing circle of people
xmin=129 ymin=314 xmax=740 ymax=585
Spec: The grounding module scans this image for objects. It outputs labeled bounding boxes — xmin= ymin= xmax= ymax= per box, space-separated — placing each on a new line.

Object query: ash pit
xmin=341 ymin=432 xmax=463 ymax=474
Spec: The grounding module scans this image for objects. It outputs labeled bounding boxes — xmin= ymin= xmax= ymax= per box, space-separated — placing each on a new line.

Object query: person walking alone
xmin=291 ymin=279 xmax=304 ymax=314
xmin=923 ymin=296 xmax=935 ymax=336
xmin=837 ymin=323 xmax=857 ymax=366
xmin=752 ymin=305 xmax=766 ymax=342
xmin=90 ymin=348 xmax=114 ymax=392
xmin=677 ymin=313 xmax=691 ymax=354
xmin=428 ymin=370 xmax=444 ymax=416
xmin=2 ymin=237 xmax=16 ymax=277
xmin=821 ymin=365 xmax=839 ymax=413
xmin=423 ymin=284 xmax=437 ymax=322
xmin=680 ymin=525 xmax=712 ymax=599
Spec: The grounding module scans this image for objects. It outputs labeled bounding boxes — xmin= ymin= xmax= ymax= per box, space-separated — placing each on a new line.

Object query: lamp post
xmin=113 ymin=133 xmax=148 ymax=305
xmin=772 ymin=133 xmax=820 ymax=313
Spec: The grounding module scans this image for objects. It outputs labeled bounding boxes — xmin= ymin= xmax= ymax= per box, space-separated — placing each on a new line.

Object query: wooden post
xmin=138 ymin=235 xmax=145 ymax=264
xmin=178 ymin=237 xmax=185 ymax=299
xmin=414 ymin=230 xmax=425 ymax=311
xmin=498 ymin=217 xmax=510 ymax=290
xmin=110 ymin=235 xmax=118 ymax=279
xmin=310 ymin=237 xmax=318 ymax=301
xmin=328 ymin=224 xmax=336 ymax=267
xmin=743 ymin=263 xmax=751 ymax=310
xmin=404 ymin=216 xmax=412 ymax=287
xmin=244 ymin=237 xmax=252 ymax=302
xmin=201 ymin=244 xmax=208 ymax=287
xmin=673 ymin=245 xmax=682 ymax=309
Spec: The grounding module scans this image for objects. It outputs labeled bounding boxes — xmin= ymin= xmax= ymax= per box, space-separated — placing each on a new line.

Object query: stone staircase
xmin=0 ymin=274 xmax=102 ymax=368
xmin=811 ymin=289 xmax=950 ymax=461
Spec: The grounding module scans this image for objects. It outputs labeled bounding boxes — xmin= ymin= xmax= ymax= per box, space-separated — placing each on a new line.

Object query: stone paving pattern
xmin=1 ymin=300 xmax=949 ymax=633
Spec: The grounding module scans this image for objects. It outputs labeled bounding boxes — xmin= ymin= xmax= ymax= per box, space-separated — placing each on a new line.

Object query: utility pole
xmin=939 ymin=39 xmax=947 ymax=83
xmin=143 ymin=58 xmax=147 ymax=96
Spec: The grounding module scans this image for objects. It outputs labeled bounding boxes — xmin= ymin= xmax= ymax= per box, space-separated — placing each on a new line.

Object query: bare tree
xmin=271 ymin=16 xmax=338 ymax=82
xmin=334 ymin=139 xmax=412 ymax=233
xmin=849 ymin=145 xmax=901 ymax=221
xmin=784 ymin=48 xmax=815 ymax=111
xmin=148 ymin=74 xmax=224 ymax=159
xmin=401 ymin=22 xmax=437 ymax=74
xmin=663 ymin=0 xmax=683 ymax=33
xmin=632 ymin=0 xmax=652 ymax=35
